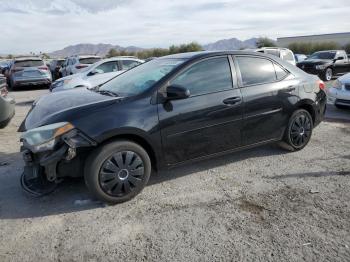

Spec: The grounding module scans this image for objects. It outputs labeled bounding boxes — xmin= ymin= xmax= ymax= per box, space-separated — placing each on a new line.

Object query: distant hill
xmin=202 ymin=37 xmax=259 ymax=51
xmin=47 ymin=37 xmax=262 ymax=58
xmin=49 ymin=43 xmax=144 ymax=58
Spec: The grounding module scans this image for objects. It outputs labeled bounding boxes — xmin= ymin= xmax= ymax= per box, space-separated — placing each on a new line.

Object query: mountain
xmin=202 ymin=37 xmax=259 ymax=51
xmin=47 ymin=37 xmax=261 ymax=58
xmin=49 ymin=43 xmax=144 ymax=58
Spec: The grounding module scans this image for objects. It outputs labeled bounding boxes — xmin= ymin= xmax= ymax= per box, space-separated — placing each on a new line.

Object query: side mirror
xmin=88 ymin=69 xmax=99 ymax=76
xmin=336 ymin=56 xmax=344 ymax=61
xmin=166 ymin=85 xmax=190 ymax=100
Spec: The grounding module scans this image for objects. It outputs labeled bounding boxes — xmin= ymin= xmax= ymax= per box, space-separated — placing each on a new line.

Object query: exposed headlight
xmin=315 ymin=65 xmax=326 ymax=70
xmin=333 ymin=79 xmax=343 ymax=90
xmin=21 ymin=122 xmax=74 ymax=152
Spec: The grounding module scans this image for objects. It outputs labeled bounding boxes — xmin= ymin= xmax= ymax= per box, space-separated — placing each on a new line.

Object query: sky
xmin=0 ymin=0 xmax=350 ymax=54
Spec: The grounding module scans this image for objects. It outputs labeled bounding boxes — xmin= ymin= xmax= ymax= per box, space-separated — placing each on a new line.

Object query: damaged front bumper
xmin=21 ymin=128 xmax=96 ymax=196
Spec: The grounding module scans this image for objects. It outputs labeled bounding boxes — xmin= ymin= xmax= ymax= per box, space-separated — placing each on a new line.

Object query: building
xmin=277 ymin=32 xmax=350 ymax=48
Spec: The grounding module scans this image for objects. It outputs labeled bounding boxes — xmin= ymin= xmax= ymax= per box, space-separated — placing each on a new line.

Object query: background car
xmin=20 ymin=51 xmax=326 ymax=203
xmin=297 ymin=50 xmax=350 ymax=81
xmin=0 ymin=74 xmax=15 ymax=128
xmin=60 ymin=55 xmax=101 ymax=77
xmin=50 ymin=57 xmax=144 ymax=92
xmin=255 ymin=47 xmax=296 ymax=65
xmin=0 ymin=60 xmax=10 ymax=75
xmin=327 ymin=72 xmax=350 ymax=109
xmin=49 ymin=59 xmax=65 ymax=81
xmin=8 ymin=57 xmax=52 ymax=90
xmin=294 ymin=54 xmax=307 ymax=63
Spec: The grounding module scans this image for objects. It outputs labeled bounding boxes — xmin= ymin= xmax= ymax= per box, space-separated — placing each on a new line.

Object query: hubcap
xmin=99 ymin=151 xmax=144 ymax=197
xmin=290 ymin=113 xmax=312 ymax=147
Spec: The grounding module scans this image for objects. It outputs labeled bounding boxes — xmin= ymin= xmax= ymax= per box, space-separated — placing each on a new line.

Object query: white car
xmin=60 ymin=55 xmax=102 ymax=77
xmin=256 ymin=47 xmax=296 ymax=65
xmin=51 ymin=57 xmax=144 ymax=92
xmin=327 ymin=73 xmax=350 ymax=109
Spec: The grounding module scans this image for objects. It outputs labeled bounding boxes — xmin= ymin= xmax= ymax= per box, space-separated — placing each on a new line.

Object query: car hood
xmin=20 ymin=88 xmax=120 ymax=131
xmin=298 ymin=59 xmax=332 ymax=65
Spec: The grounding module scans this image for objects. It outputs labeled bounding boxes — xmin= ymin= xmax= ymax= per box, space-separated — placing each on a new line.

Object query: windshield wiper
xmin=95 ymin=90 xmax=120 ymax=97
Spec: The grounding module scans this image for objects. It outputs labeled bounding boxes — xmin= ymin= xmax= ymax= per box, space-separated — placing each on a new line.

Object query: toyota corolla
xmin=19 ymin=51 xmax=327 ymax=203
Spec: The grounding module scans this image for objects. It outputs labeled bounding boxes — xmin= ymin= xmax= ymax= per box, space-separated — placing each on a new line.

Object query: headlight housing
xmin=333 ymin=79 xmax=343 ymax=90
xmin=315 ymin=65 xmax=326 ymax=70
xmin=21 ymin=122 xmax=74 ymax=152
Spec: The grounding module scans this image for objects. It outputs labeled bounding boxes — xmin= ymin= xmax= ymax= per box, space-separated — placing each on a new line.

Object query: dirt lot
xmin=0 ymin=88 xmax=350 ymax=262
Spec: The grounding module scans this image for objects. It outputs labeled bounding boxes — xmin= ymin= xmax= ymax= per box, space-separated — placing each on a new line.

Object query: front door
xmin=158 ymin=56 xmax=244 ymax=165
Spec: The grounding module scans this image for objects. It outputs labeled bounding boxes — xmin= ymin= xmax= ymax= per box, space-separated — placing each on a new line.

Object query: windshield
xmin=99 ymin=58 xmax=186 ymax=97
xmin=308 ymin=51 xmax=336 ymax=60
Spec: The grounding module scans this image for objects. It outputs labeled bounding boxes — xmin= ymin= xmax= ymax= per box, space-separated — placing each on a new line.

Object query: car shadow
xmin=0 ymin=144 xmax=289 ymax=219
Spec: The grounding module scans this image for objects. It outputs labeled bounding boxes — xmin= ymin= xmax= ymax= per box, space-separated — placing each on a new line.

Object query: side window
xmin=171 ymin=57 xmax=233 ymax=96
xmin=274 ymin=63 xmax=288 ymax=80
xmin=94 ymin=61 xmax=119 ymax=74
xmin=121 ymin=60 xmax=141 ymax=70
xmin=236 ymin=56 xmax=276 ymax=86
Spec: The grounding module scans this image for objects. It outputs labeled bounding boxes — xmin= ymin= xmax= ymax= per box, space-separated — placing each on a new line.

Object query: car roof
xmin=74 ymin=55 xmax=101 ymax=58
xmin=102 ymin=57 xmax=144 ymax=62
xmin=160 ymin=50 xmax=278 ymax=60
xmin=14 ymin=57 xmax=42 ymax=61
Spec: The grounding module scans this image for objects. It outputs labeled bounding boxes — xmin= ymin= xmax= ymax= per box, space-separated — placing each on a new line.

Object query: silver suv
xmin=256 ymin=47 xmax=296 ymax=65
xmin=8 ymin=57 xmax=52 ymax=90
xmin=60 ymin=55 xmax=101 ymax=77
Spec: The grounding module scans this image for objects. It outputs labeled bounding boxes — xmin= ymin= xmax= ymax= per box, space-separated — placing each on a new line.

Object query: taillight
xmin=76 ymin=64 xmax=88 ymax=69
xmin=0 ymin=87 xmax=8 ymax=97
xmin=38 ymin=66 xmax=48 ymax=70
xmin=318 ymin=80 xmax=325 ymax=90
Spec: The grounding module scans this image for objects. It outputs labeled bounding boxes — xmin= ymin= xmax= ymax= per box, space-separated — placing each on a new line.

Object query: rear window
xmin=14 ymin=60 xmax=44 ymax=67
xmin=80 ymin=58 xmax=101 ymax=64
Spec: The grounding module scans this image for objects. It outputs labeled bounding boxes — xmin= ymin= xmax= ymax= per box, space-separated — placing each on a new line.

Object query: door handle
xmin=281 ymin=86 xmax=296 ymax=92
xmin=223 ymin=97 xmax=241 ymax=105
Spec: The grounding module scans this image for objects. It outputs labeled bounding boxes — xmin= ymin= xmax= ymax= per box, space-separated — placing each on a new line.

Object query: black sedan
xmin=19 ymin=51 xmax=327 ymax=203
xmin=0 ymin=74 xmax=15 ymax=128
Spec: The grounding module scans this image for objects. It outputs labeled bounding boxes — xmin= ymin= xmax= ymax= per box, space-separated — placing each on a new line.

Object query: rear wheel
xmin=84 ymin=140 xmax=151 ymax=204
xmin=335 ymin=104 xmax=349 ymax=110
xmin=283 ymin=109 xmax=313 ymax=151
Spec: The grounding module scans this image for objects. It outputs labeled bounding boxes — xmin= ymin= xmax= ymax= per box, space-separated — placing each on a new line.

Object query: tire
xmin=322 ymin=68 xmax=333 ymax=81
xmin=283 ymin=109 xmax=313 ymax=151
xmin=8 ymin=79 xmax=16 ymax=91
xmin=335 ymin=104 xmax=349 ymax=110
xmin=84 ymin=140 xmax=151 ymax=204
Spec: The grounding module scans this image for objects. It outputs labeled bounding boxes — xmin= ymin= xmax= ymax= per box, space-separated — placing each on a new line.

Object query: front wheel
xmin=84 ymin=140 xmax=151 ymax=204
xmin=283 ymin=109 xmax=313 ymax=151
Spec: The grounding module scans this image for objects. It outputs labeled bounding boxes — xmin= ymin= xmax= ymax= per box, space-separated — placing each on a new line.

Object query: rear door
xmin=158 ymin=56 xmax=243 ymax=165
xmin=234 ymin=55 xmax=298 ymax=145
xmin=335 ymin=51 xmax=349 ymax=74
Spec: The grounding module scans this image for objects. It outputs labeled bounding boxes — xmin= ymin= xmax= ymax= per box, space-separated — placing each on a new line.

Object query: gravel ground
xmin=0 ymin=87 xmax=350 ymax=262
